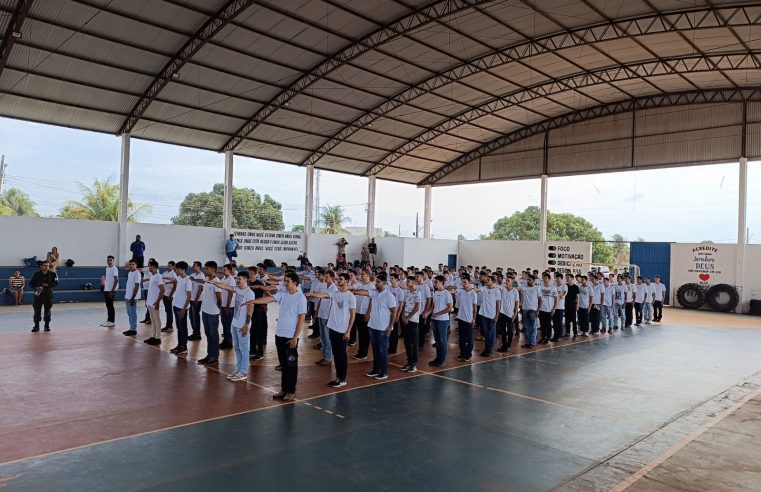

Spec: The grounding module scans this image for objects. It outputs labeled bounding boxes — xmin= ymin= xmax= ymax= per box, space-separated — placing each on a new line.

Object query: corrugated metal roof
xmin=1 ymin=0 xmax=760 ymax=186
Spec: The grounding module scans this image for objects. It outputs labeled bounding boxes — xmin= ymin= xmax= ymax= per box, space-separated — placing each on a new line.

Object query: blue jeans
xmin=369 ymin=329 xmax=388 ymax=376
xmin=318 ymin=317 xmax=332 ymax=361
xmin=643 ymin=302 xmax=653 ymax=322
xmin=431 ymin=319 xmax=449 ymax=364
xmin=202 ymin=312 xmax=220 ymax=359
xmin=613 ymin=303 xmax=625 ymax=328
xmin=523 ymin=310 xmax=538 ymax=345
xmin=600 ymin=305 xmax=611 ymax=330
xmin=231 ymin=323 xmax=250 ymax=374
xmin=173 ymin=306 xmax=188 ymax=347
xmin=125 ymin=301 xmax=137 ymax=330
xmin=189 ymin=301 xmax=201 ymax=335
xmin=481 ymin=316 xmax=496 ymax=353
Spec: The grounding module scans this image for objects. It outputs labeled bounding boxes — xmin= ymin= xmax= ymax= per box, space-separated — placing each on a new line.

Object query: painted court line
xmin=610 ymin=385 xmax=761 ymax=492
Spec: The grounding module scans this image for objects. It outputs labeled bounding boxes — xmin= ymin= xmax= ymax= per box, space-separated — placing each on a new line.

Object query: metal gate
xmin=630 ymin=242 xmax=672 ymax=304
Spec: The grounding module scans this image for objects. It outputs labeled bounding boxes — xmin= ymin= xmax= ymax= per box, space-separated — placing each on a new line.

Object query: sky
xmin=1 ymin=116 xmax=759 ymax=244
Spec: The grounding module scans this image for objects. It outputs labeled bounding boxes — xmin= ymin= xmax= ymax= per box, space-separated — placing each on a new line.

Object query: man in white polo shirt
xmin=122 ymin=259 xmax=142 ymax=337
xmin=169 ymin=261 xmax=192 ymax=356
xmin=188 ymin=261 xmax=205 ymax=341
xmin=143 ymin=260 xmax=164 ymax=346
xmin=362 ymin=273 xmax=398 ymax=379
xmin=652 ymin=275 xmax=667 ymax=322
xmin=101 ymin=255 xmax=119 ymax=328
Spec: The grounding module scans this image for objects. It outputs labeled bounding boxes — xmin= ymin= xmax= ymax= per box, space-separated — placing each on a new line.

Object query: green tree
xmin=611 ymin=233 xmax=630 ymax=264
xmin=0 ymin=187 xmax=39 ymax=217
xmin=172 ymin=183 xmax=284 ymax=230
xmin=383 ymin=230 xmax=397 ymax=237
xmin=59 ymin=176 xmax=150 ymax=222
xmin=488 ymin=206 xmax=614 ymax=264
xmin=320 ymin=204 xmax=350 ymax=235
xmin=457 ymin=233 xmax=466 ymax=240
xmin=291 ymin=224 xmax=304 ymax=232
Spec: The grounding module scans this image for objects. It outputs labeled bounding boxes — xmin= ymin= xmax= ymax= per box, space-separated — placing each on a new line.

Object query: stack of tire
xmin=676 ymin=283 xmax=739 ymax=312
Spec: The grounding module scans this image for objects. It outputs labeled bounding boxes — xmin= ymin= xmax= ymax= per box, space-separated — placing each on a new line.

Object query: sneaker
xmin=187 ymin=333 xmax=202 ymax=341
xmin=406 ymin=365 xmax=417 ymax=373
xmin=144 ymin=337 xmax=161 ymax=345
xmin=365 ymin=372 xmax=380 ymax=378
xmin=550 ymin=338 xmax=559 ymax=343
xmin=428 ymin=360 xmax=439 ymax=366
xmin=352 ymin=355 xmax=368 ymax=361
xmin=455 ymin=357 xmax=465 ymax=362
xmin=315 ymin=359 xmax=331 ymax=366
xmin=431 ymin=361 xmax=445 ymax=368
xmin=122 ymin=330 xmax=137 ymax=336
xmin=171 ymin=346 xmax=188 ymax=355
xmin=102 ymin=321 xmax=115 ymax=328
xmin=197 ymin=356 xmax=210 ymax=365
xmin=161 ymin=326 xmax=173 ymax=333
xmin=272 ymin=390 xmax=286 ymax=400
xmin=139 ymin=319 xmax=148 ymax=324
xmin=282 ymin=393 xmax=295 ymax=401
xmin=400 ymin=364 xmax=410 ymax=371
xmin=227 ymin=371 xmax=241 ymax=380
xmin=275 ymin=365 xmax=282 ymax=371
xmin=520 ymin=344 xmax=532 ymax=349
xmin=144 ymin=320 xmax=151 ymax=325
xmin=329 ymin=379 xmax=347 ymax=388
xmin=497 ymin=346 xmax=509 ymax=353
xmin=580 ymin=333 xmax=589 ymax=337
xmin=347 ymin=341 xmax=357 ymax=346
xmin=31 ymin=326 xmax=40 ymax=333
xmin=219 ymin=341 xmax=233 ymax=350
xmin=308 ymin=332 xmax=320 ymax=339
xmin=205 ymin=358 xmax=219 ymax=366
xmin=44 ymin=325 xmax=51 ymax=332
xmin=645 ymin=321 xmax=651 ymax=325
xmin=374 ymin=374 xmax=389 ymax=380
xmin=313 ymin=343 xmax=322 ymax=350
xmin=231 ymin=372 xmax=248 ymax=381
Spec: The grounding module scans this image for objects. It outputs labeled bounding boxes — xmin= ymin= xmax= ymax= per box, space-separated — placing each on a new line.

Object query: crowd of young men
xmin=90 ymin=258 xmax=667 ymax=403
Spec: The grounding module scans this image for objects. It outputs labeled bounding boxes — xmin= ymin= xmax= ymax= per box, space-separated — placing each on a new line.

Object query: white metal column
xmin=736 ymin=157 xmax=748 ymax=313
xmin=423 ymin=184 xmax=432 ymax=239
xmin=223 ymin=150 xmax=234 ymax=235
xmin=539 ymin=174 xmax=549 ymax=244
xmin=366 ymin=175 xmax=376 ymax=238
xmin=304 ymin=165 xmax=314 ymax=254
xmin=117 ymin=133 xmax=130 ymax=265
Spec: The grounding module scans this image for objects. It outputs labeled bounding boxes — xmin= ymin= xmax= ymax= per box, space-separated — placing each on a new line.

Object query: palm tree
xmin=0 ymin=187 xmax=39 ymax=217
xmin=320 ymin=204 xmax=350 ymax=235
xmin=59 ymin=176 xmax=151 ymax=222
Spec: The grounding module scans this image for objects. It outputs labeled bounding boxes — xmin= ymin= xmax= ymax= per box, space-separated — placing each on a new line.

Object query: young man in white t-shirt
xmin=194 ymin=260 xmax=221 ymax=365
xmin=122 ymin=259 xmax=142 ymax=336
xmin=520 ymin=275 xmax=542 ymax=347
xmin=613 ymin=277 xmax=627 ymax=330
xmin=538 ymin=272 xmax=558 ymax=345
xmin=388 ymin=273 xmax=406 ymax=355
xmin=169 ymin=261 xmax=192 ymax=356
xmin=429 ymin=275 xmax=453 ymax=367
xmin=211 ymin=271 xmax=255 ymax=382
xmin=450 ymin=274 xmax=477 ymax=361
xmin=551 ymin=273 xmax=567 ymax=342
xmin=357 ymin=273 xmax=398 ymax=379
xmin=577 ymin=276 xmax=591 ymax=337
xmin=624 ymin=276 xmax=635 ymax=327
xmin=219 ymin=264 xmax=236 ymax=350
xmin=476 ymin=275 xmax=501 ymax=356
xmin=160 ymin=261 xmax=178 ymax=332
xmin=143 ymin=260 xmax=164 ymax=345
xmin=188 ymin=261 xmax=205 ymax=341
xmin=312 ymin=270 xmax=337 ymax=366
xmin=252 ymin=272 xmax=308 ymax=401
xmin=652 ymin=275 xmax=667 ymax=322
xmin=601 ymin=278 xmax=614 ymax=334
xmin=415 ymin=271 xmax=433 ymax=350
xmin=401 ymin=277 xmax=422 ymax=372
xmin=499 ymin=277 xmax=520 ymax=351
xmin=101 ymin=255 xmax=119 ymax=327
xmin=590 ymin=277 xmax=603 ymax=334
xmin=643 ymin=276 xmax=655 ymax=324
xmin=634 ymin=276 xmax=645 ymax=326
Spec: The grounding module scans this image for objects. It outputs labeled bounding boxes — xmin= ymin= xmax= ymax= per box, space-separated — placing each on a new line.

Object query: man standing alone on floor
xmin=101 ymin=255 xmax=119 ymax=328
xmin=130 ymin=235 xmax=146 ymax=270
xmin=368 ymin=238 xmax=377 ymax=267
xmin=30 ymin=261 xmax=58 ymax=333
xmin=225 ymin=234 xmax=239 ymax=263
xmin=652 ymin=275 xmax=667 ymax=322
xmin=123 ymin=260 xmax=141 ymax=336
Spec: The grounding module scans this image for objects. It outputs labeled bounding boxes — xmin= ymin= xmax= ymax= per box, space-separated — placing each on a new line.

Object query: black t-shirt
xmin=565 ymin=284 xmax=580 ymax=309
xmin=368 ymin=243 xmax=377 ymax=254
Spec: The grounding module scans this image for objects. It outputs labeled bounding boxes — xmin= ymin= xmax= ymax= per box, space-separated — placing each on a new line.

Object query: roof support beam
xmin=221 ymin=0 xmax=492 ymax=152
xmin=300 ymin=3 xmax=761 ymax=170
xmin=367 ymin=50 xmax=761 ymax=176
xmin=0 ymin=0 xmax=33 ymax=80
xmin=118 ymin=0 xmax=255 ymax=134
xmin=420 ymin=87 xmax=761 ymax=186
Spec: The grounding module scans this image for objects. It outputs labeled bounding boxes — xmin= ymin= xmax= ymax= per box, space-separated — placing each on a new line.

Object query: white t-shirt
xmin=220 ymin=275 xmax=236 ymax=307
xmin=539 ymin=283 xmax=558 ymax=312
xmin=142 ymin=270 xmax=152 ymax=290
xmin=635 ymin=284 xmax=646 ymax=303
xmin=125 ymin=270 xmax=142 ymax=301
xmin=104 ymin=265 xmax=119 ymax=291
xmin=190 ymin=272 xmax=205 ymax=300
xmin=162 ymin=269 xmax=177 ymax=297
xmin=403 ymin=289 xmax=423 ymax=323
xmin=614 ymin=284 xmax=627 ymax=305
xmin=355 ymin=282 xmax=374 ymax=315
xmin=625 ymin=283 xmax=635 ymax=302
xmin=578 ymin=285 xmax=592 ymax=309
xmin=501 ymin=288 xmax=519 ymax=317
xmin=273 ymin=289 xmax=308 ymax=338
xmin=172 ymin=275 xmax=192 ymax=309
xmin=521 ymin=285 xmax=541 ymax=311
xmin=603 ymin=285 xmax=615 ymax=307
xmin=232 ymin=287 xmax=255 ymax=329
xmin=555 ymin=282 xmax=568 ymax=306
xmin=456 ymin=288 xmax=477 ymax=323
xmin=432 ymin=289 xmax=453 ymax=321
xmin=368 ymin=288 xmax=398 ymax=331
xmin=318 ymin=282 xmax=337 ymax=319
xmin=416 ymin=283 xmax=432 ymax=305
xmin=592 ymin=283 xmax=604 ymax=305
xmin=327 ymin=290 xmax=356 ymax=334
xmin=311 ymin=281 xmax=325 ymax=307
xmin=146 ymin=272 xmax=163 ymax=305
xmin=653 ymin=283 xmax=667 ymax=302
xmin=479 ymin=286 xmax=501 ymax=318
xmin=645 ymin=284 xmax=655 ymax=303
xmin=201 ymin=277 xmax=221 ymax=315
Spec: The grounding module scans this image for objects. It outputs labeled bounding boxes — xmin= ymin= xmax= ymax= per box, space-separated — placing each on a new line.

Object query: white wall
xmin=375 ymin=237 xmax=405 ymax=266
xmin=128 ymin=223 xmax=225 ymax=265
xmin=402 ymin=238 xmax=458 ymax=268
xmin=0 ymin=216 xmax=117 ymax=265
xmin=457 ymin=240 xmax=592 ymax=274
xmin=309 ymin=234 xmax=365 ymax=267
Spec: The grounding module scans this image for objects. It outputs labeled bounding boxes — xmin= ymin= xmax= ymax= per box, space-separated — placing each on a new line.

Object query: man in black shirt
xmin=368 ymin=238 xmax=377 ymax=267
xmin=30 ymin=261 xmax=59 ymax=332
xmin=564 ymin=273 xmax=580 ymax=338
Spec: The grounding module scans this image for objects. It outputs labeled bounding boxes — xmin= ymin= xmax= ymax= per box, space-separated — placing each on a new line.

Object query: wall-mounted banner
xmin=231 ymin=229 xmax=304 ymax=266
xmin=670 ymin=243 xmax=736 ymax=287
xmin=545 ymin=241 xmax=592 ymax=275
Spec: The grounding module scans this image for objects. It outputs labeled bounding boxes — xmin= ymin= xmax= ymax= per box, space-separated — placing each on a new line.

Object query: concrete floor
xmin=1 ymin=303 xmax=760 ymax=491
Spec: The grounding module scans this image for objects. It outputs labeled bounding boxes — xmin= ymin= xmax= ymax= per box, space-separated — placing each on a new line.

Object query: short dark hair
xmin=128 ymin=259 xmax=136 ymax=265
xmin=107 ymin=255 xmax=114 ymax=260
xmin=223 ymin=263 xmax=234 ymax=272
xmin=193 ymin=261 xmax=202 ymax=268
xmin=376 ymin=273 xmax=388 ymax=283
xmin=237 ymin=271 xmax=249 ymax=279
xmin=175 ymin=261 xmax=188 ymax=271
xmin=339 ymin=272 xmax=351 ymax=282
xmin=285 ymin=272 xmax=300 ymax=284
xmin=325 ymin=270 xmax=336 ymax=278
xmin=168 ymin=260 xmax=175 ymax=266
xmin=205 ymin=260 xmax=218 ymax=269
xmin=434 ymin=275 xmax=445 ymax=283
xmin=148 ymin=260 xmax=159 ymax=268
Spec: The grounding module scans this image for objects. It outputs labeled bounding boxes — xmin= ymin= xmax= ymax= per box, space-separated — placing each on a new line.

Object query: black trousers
xmin=403 ymin=321 xmax=419 ymax=366
xmin=498 ymin=314 xmax=515 ymax=348
xmin=355 ymin=315 xmax=370 ymax=358
xmin=634 ymin=302 xmax=643 ymax=324
xmin=250 ymin=308 xmax=268 ymax=356
xmin=458 ymin=320 xmax=474 ymax=358
xmin=590 ymin=306 xmax=601 ymax=333
xmin=33 ymin=295 xmax=53 ymax=324
xmin=653 ymin=300 xmax=663 ymax=321
xmin=418 ymin=313 xmax=431 ymax=348
xmin=388 ymin=320 xmax=401 ymax=353
xmin=564 ymin=308 xmax=578 ymax=336
xmin=162 ymin=295 xmax=174 ymax=328
xmin=103 ymin=292 xmax=116 ymax=322
xmin=275 ymin=336 xmax=298 ymax=394
xmin=539 ymin=311 xmax=553 ymax=340
xmin=552 ymin=309 xmax=564 ymax=339
xmin=329 ymin=329 xmax=348 ymax=381
xmin=625 ymin=302 xmax=634 ymax=326
xmin=578 ymin=308 xmax=589 ymax=333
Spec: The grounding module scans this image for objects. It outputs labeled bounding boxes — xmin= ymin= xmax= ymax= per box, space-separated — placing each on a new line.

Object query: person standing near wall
xmin=143 ymin=260 xmax=164 ymax=346
xmin=564 ymin=273 xmax=580 ymax=338
xmin=368 ymin=238 xmax=377 ymax=267
xmin=122 ymin=260 xmax=141 ymax=336
xmin=643 ymin=276 xmax=655 ymax=325
xmin=30 ymin=261 xmax=58 ymax=332
xmin=429 ymin=275 xmax=453 ymax=367
xmin=160 ymin=261 xmax=177 ymax=332
xmin=101 ymin=255 xmax=119 ymax=328
xmin=46 ymin=247 xmax=60 ymax=272
xmin=520 ymin=275 xmax=541 ymax=348
xmin=8 ymin=270 xmax=25 ymax=306
xmin=188 ymin=261 xmax=205 ymax=341
xmin=652 ymin=275 xmax=667 ymax=322
xmin=130 ymin=235 xmax=146 ymax=270
xmin=225 ymin=234 xmax=239 ymax=263
xmin=219 ymin=264 xmax=236 ymax=350
xmin=195 ymin=261 xmax=221 ymax=365
xmin=360 ymin=246 xmax=370 ymax=269
xmin=169 ymin=261 xmax=192 ymax=356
